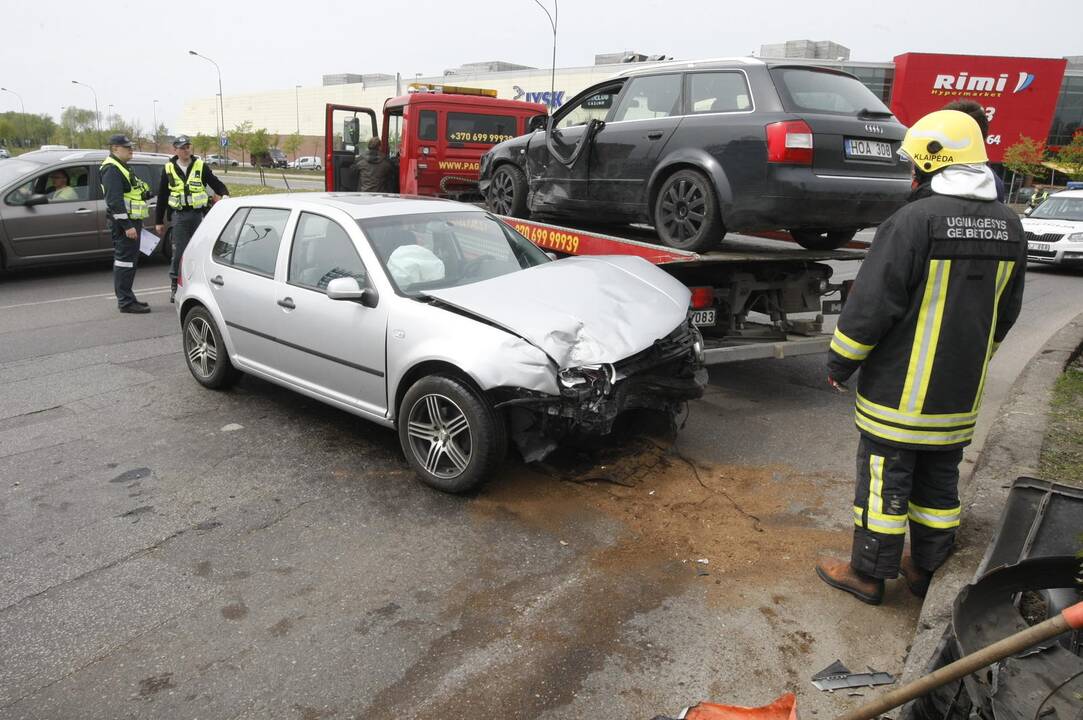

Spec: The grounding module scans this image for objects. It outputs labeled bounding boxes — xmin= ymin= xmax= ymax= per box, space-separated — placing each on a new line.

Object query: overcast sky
xmin=2 ymin=0 xmax=1079 ymax=132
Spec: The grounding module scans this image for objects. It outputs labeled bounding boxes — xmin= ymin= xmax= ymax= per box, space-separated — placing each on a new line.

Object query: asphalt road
xmin=0 ymin=244 xmax=1078 ymax=720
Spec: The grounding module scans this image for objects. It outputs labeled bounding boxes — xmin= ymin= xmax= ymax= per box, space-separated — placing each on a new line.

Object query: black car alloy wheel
xmin=487 ymin=165 xmax=528 ymax=217
xmin=654 ymin=169 xmax=722 ymax=251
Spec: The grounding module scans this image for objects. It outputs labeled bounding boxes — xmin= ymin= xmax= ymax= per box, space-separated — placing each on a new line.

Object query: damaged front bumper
xmin=491 ymin=321 xmax=707 ymax=461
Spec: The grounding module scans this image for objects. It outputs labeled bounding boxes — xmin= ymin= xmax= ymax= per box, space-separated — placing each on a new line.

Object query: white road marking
xmin=0 ymin=286 xmax=172 ymax=311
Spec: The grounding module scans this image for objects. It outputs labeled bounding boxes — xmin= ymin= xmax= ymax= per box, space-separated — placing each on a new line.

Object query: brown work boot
xmin=899 ymin=554 xmax=932 ymax=598
xmin=815 ymin=557 xmax=884 ymax=605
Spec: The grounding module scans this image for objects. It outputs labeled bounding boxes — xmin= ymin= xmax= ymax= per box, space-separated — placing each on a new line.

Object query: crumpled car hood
xmin=425 ymin=255 xmax=691 ymax=369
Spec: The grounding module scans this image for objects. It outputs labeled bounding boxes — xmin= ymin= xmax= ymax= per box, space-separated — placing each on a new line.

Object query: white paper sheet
xmin=139 ymin=229 xmax=161 ymax=256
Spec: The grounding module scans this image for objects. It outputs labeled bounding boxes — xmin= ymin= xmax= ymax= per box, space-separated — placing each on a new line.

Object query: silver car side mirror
xmin=326 ymin=276 xmax=379 ymax=308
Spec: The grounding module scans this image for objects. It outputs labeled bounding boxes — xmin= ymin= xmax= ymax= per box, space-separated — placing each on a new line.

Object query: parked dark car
xmin=251 ymin=148 xmax=288 ymax=168
xmin=479 ymin=58 xmax=912 ymax=250
xmin=0 ymin=149 xmax=170 ymax=270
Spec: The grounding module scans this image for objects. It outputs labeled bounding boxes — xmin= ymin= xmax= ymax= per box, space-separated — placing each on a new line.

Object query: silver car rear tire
xmin=398 ymin=374 xmax=506 ymax=493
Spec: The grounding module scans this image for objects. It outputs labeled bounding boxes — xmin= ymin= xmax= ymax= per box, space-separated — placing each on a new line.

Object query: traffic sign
xmin=220 ymin=136 xmax=229 ymax=148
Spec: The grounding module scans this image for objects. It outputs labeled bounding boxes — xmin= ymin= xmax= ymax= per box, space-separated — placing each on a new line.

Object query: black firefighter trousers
xmin=850 ymin=435 xmax=964 ymax=579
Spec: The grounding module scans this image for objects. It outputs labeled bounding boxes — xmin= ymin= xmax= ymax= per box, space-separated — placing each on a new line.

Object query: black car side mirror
xmin=529 ymin=115 xmax=548 ymax=133
xmin=25 ymin=193 xmax=49 ymax=207
xmin=360 ymin=287 xmax=379 ymax=308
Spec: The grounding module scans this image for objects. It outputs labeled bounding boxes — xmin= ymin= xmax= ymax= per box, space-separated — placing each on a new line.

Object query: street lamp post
xmin=152 ymin=99 xmax=159 ymax=152
xmin=0 ymin=87 xmax=26 ymax=147
xmin=295 ymin=84 xmax=301 ymax=134
xmin=189 ymin=50 xmax=227 ymax=172
xmin=71 ymin=80 xmax=101 ymax=144
xmin=530 ymin=0 xmax=558 ymax=113
xmin=107 ymin=104 xmax=114 ymax=130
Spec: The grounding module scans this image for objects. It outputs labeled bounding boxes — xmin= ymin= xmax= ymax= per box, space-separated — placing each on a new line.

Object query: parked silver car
xmin=176 ymin=193 xmax=706 ymax=491
xmin=0 ymin=149 xmax=168 ymax=269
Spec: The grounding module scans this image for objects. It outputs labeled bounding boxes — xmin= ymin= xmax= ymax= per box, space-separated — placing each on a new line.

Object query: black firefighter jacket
xmin=827 ymin=176 xmax=1026 ymax=451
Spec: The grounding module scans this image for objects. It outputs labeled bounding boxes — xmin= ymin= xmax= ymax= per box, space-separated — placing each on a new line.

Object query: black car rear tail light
xmin=766 ymin=120 xmax=814 ymax=165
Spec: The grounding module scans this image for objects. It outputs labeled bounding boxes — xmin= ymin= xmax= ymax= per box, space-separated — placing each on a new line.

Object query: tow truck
xmin=324 ymin=84 xmax=547 ymax=200
xmin=323 ymin=88 xmax=860 ymax=366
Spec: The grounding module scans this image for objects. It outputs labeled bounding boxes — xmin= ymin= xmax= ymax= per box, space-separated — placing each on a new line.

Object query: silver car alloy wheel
xmin=406 ymin=393 xmax=472 ymax=479
xmin=490 ymin=171 xmax=515 ymax=215
xmin=184 ymin=316 xmax=218 ymax=379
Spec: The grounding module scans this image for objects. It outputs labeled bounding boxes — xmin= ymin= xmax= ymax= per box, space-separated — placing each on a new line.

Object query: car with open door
xmin=480 ymin=58 xmax=911 ymax=251
xmin=175 ymin=193 xmax=706 ymax=493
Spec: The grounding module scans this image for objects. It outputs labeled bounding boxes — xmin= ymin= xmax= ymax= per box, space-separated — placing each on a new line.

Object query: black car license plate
xmin=845 ymin=138 xmax=893 ymax=161
xmin=822 ymin=299 xmax=844 ymax=315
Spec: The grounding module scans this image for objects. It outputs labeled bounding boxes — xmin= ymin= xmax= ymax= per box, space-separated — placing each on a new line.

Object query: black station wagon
xmin=479 ymin=58 xmax=912 ymax=251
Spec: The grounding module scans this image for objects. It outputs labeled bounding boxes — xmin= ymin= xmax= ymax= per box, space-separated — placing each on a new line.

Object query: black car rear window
xmin=446 ymin=113 xmax=516 ymax=145
xmin=770 ymin=67 xmax=892 ymax=116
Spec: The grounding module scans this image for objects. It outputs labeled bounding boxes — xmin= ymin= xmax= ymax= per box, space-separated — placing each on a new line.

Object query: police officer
xmin=816 ymin=110 xmax=1026 ymax=605
xmin=155 ymin=135 xmax=229 ymax=302
xmin=101 ymin=134 xmax=154 ymax=313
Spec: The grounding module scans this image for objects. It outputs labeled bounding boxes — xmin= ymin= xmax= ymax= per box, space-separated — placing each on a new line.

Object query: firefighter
xmin=101 ymin=134 xmax=154 ymax=313
xmin=155 ymin=135 xmax=229 ymax=302
xmin=816 ymin=110 xmax=1026 ymax=605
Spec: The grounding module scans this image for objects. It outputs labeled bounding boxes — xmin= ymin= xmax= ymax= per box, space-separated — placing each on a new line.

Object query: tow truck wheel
xmin=654 ymin=169 xmax=723 ymax=252
xmin=399 ymin=374 xmax=507 ymax=494
xmin=488 ymin=165 xmax=529 ymax=218
xmin=791 ymin=229 xmax=857 ymax=251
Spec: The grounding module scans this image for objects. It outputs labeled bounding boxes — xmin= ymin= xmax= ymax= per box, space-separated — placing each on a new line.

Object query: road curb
xmin=898 ymin=308 xmax=1083 ymax=691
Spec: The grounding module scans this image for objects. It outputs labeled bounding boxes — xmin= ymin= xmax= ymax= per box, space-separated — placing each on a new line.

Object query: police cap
xmin=173 ymin=135 xmax=192 ymax=148
xmin=108 ymin=133 xmax=133 ymax=148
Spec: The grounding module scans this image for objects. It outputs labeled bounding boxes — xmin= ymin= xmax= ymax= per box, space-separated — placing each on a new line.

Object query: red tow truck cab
xmin=324 ymin=84 xmax=547 ymax=200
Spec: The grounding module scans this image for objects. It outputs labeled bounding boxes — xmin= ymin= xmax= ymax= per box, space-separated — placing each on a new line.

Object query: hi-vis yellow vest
xmin=100 ymin=156 xmax=150 ymax=220
xmin=164 ymin=158 xmax=209 ymax=210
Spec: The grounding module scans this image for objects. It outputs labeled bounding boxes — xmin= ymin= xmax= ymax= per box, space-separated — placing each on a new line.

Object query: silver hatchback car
xmin=175 ymin=193 xmax=705 ymax=492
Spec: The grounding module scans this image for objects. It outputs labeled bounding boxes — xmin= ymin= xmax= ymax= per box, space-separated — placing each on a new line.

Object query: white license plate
xmin=691 ymin=309 xmax=716 ymax=326
xmin=1029 ymin=242 xmax=1051 ymax=253
xmin=845 ymin=138 xmax=893 ymax=160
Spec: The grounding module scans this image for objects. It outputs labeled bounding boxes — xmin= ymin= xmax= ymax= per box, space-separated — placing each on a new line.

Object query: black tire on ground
xmin=159 ymin=227 xmax=174 ymax=262
xmin=487 ymin=164 xmax=529 ymax=218
xmin=398 ymin=374 xmax=507 ymax=494
xmin=182 ymin=306 xmax=241 ymax=390
xmin=653 ymin=169 xmax=724 ymax=252
xmin=790 ymin=229 xmax=858 ymax=251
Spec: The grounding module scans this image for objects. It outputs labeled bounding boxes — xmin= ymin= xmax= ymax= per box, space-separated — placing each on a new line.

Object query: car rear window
xmin=446 ymin=113 xmax=517 ymax=145
xmin=213 ymin=206 xmax=291 ymax=277
xmin=770 ymin=67 xmax=892 ymax=115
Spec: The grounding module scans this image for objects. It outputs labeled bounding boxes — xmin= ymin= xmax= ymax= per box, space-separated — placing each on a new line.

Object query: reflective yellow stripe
xmin=853 ymin=506 xmax=908 ymax=535
xmin=908 ymin=501 xmax=961 ymax=529
xmin=856 ymin=412 xmax=975 ymax=446
xmin=973 ymin=261 xmax=1015 ymax=412
xmin=868 ymin=454 xmax=885 ymax=514
xmin=856 ymin=393 xmax=977 ymax=428
xmin=830 ymin=328 xmax=874 ymax=361
xmin=901 ymin=259 xmax=951 ymax=414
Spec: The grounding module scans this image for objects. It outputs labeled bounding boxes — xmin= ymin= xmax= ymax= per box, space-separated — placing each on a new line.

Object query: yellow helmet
xmin=899 ymin=109 xmax=988 ymax=173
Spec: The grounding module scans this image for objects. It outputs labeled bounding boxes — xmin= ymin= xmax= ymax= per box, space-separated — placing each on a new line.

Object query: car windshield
xmin=358 ymin=211 xmax=550 ymax=296
xmin=770 ymin=67 xmax=892 ymax=115
xmin=0 ymin=159 xmax=44 ymax=186
xmin=1030 ymin=196 xmax=1083 ymax=221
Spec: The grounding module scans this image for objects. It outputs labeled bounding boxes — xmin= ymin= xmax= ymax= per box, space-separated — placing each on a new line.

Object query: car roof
xmin=229 ymin=192 xmax=486 ymax=220
xmin=610 ymin=56 xmax=854 ymax=78
xmin=1045 ymin=189 xmax=1083 ymax=199
xmin=14 ymin=149 xmax=168 ymax=165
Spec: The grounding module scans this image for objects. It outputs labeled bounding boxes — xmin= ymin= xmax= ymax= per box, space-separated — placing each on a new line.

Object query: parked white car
xmin=1023 ymin=189 xmax=1083 ymax=267
xmin=175 ymin=194 xmax=705 ymax=492
xmin=204 ymin=154 xmax=238 ymax=167
xmin=291 ymin=156 xmax=322 ymax=171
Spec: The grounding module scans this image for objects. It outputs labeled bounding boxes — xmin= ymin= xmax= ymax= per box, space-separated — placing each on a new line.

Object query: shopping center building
xmin=178 ymin=43 xmax=1082 ymax=163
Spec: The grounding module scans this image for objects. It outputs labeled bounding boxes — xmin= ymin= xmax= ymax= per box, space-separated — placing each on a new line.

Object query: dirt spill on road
xmin=355 ymin=432 xmax=853 ymax=719
xmin=477 ymin=435 xmax=850 ymax=592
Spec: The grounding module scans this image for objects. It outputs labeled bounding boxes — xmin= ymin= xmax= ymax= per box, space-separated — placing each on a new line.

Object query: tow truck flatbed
xmin=495 ymin=215 xmax=864 ymax=365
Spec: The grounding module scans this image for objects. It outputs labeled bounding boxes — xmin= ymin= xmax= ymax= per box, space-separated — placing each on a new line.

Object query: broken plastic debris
xmin=810 ymin=659 xmax=895 ymax=691
xmin=220 ymin=423 xmax=244 ymax=432
xmin=696 ymin=558 xmax=709 ymax=565
xmin=559 ymin=540 xmax=569 ymax=546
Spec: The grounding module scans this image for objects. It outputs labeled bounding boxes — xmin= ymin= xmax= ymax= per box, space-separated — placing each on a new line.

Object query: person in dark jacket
xmin=941 ymin=99 xmax=1005 ymax=202
xmin=816 ymin=110 xmax=1026 ymax=605
xmin=100 ymin=134 xmax=154 ymax=313
xmin=154 ymin=135 xmax=229 ymax=302
xmin=351 ymin=136 xmax=395 ymax=193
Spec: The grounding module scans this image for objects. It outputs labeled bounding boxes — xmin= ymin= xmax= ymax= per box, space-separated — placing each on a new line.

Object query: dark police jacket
xmin=827 ymin=167 xmax=1026 ymax=450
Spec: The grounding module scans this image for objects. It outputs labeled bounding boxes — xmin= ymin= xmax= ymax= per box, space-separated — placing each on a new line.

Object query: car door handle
xmin=646 ymin=131 xmax=664 ymax=140
xmin=277 ymin=297 xmax=296 ymax=309
xmin=74 ymin=207 xmax=92 ymax=214
xmin=210 ymin=275 xmax=224 ymax=287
